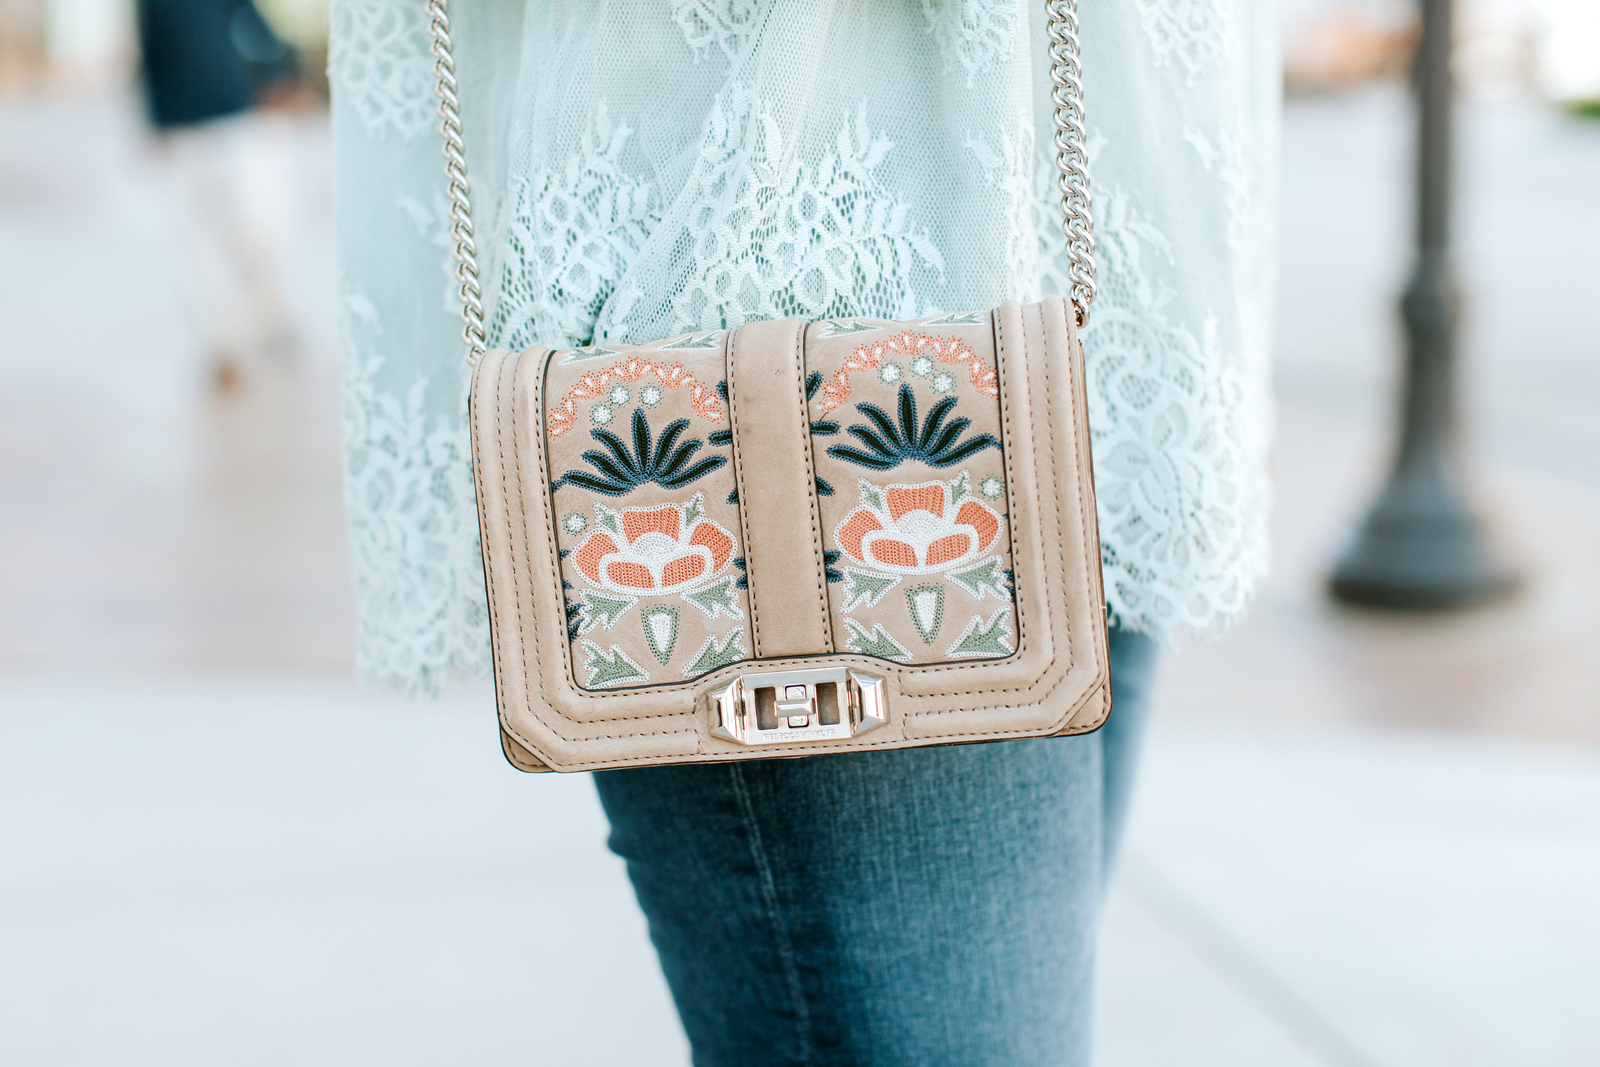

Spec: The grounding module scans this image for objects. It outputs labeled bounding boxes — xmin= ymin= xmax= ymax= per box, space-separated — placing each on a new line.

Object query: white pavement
xmin=3 ymin=675 xmax=1597 ymax=1066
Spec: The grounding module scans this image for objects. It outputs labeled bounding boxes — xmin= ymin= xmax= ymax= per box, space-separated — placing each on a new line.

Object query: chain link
xmin=1046 ymin=0 xmax=1095 ymax=327
xmin=426 ymin=0 xmax=487 ymax=364
xmin=427 ymin=0 xmax=1094 ymax=360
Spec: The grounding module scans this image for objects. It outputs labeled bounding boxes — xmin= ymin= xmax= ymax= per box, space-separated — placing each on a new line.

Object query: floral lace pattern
xmin=1055 ymin=184 xmax=1263 ymax=636
xmin=332 ymin=3 xmax=1276 ymax=690
xmin=921 ymin=0 xmax=1018 ymax=84
xmin=1134 ymin=0 xmax=1237 ymax=83
xmin=490 ymin=103 xmax=658 ymax=352
xmin=604 ymin=94 xmax=945 ymax=340
xmin=673 ymin=0 xmax=761 ymax=62
xmin=339 ymin=288 xmax=490 ymax=694
xmin=327 ymin=0 xmax=435 ymax=141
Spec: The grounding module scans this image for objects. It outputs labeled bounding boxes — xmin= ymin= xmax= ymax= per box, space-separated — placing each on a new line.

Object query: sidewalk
xmin=3 ymin=675 xmax=1595 ymax=1066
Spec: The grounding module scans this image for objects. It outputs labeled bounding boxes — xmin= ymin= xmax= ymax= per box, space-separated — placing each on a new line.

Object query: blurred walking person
xmin=136 ymin=0 xmax=299 ymax=389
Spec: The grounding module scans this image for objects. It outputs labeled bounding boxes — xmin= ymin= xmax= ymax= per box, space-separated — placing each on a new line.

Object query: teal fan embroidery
xmin=554 ymin=409 xmax=726 ymax=496
xmin=828 ymin=384 xmax=999 ymax=471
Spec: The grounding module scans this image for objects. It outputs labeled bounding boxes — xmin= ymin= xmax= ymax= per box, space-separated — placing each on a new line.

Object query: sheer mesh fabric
xmin=330 ymin=0 xmax=1277 ymax=694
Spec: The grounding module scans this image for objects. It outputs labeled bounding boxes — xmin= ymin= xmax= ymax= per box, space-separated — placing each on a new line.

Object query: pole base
xmin=1331 ymin=471 xmax=1521 ymax=611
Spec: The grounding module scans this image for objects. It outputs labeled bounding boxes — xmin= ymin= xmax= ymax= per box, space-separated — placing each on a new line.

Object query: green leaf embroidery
xmin=641 ymin=606 xmax=680 ymax=665
xmin=558 ymin=346 xmax=620 ymax=365
xmin=581 ymin=641 xmax=649 ymax=688
xmin=684 ymin=578 xmax=741 ymax=619
xmin=950 ymin=470 xmax=970 ymax=504
xmin=579 ymin=591 xmax=637 ymax=633
xmin=949 ymin=558 xmax=1010 ymax=601
xmin=594 ymin=503 xmax=621 ymax=534
xmin=685 ymin=629 xmax=746 ymax=676
xmin=842 ymin=568 xmax=897 ymax=612
xmin=904 ymin=584 xmax=946 ymax=645
xmin=819 ymin=319 xmax=880 ymax=338
xmin=658 ymin=331 xmax=722 ymax=349
xmin=857 ymin=479 xmax=885 ymax=510
xmin=682 ymin=491 xmax=705 ymax=526
xmin=920 ymin=311 xmax=984 ymax=326
xmin=843 ymin=619 xmax=911 ymax=662
xmin=947 ymin=611 xmax=1014 ymax=659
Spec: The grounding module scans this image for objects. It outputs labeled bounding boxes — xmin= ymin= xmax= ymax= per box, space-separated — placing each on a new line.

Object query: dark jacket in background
xmin=136 ymin=0 xmax=290 ymax=128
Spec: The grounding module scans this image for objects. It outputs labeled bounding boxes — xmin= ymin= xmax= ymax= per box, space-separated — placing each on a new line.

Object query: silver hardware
xmin=1046 ymin=0 xmax=1096 ymax=328
xmin=709 ymin=668 xmax=888 ymax=746
xmin=426 ymin=0 xmax=488 ymax=365
xmin=428 ymin=0 xmax=1095 ymax=356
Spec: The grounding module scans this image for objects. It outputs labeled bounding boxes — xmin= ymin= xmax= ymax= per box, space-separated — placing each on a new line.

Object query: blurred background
xmin=1 ymin=1 xmax=1597 ymax=1064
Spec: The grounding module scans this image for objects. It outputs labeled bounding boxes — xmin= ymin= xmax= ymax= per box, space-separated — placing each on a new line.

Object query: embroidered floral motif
xmin=843 ymin=619 xmax=911 ymax=662
xmin=815 ymin=331 xmax=995 ymax=414
xmin=581 ymin=641 xmax=650 ymax=688
xmin=549 ymin=356 xmax=723 ymax=438
xmin=640 ymin=605 xmax=681 ymax=665
xmin=555 ymin=410 xmax=727 ymax=496
xmin=684 ymin=628 xmax=747 ymax=676
xmin=828 ymin=385 xmax=999 ymax=472
xmin=946 ymin=610 xmax=1013 ymax=659
xmin=947 ymin=557 xmax=1010 ymax=601
xmin=804 ymin=373 xmax=841 ymax=497
xmin=659 ymin=331 xmax=723 ymax=350
xmin=841 ymin=568 xmax=899 ymax=611
xmin=819 ymin=320 xmax=882 ymax=338
xmin=559 ymin=346 xmax=622 ymax=365
xmin=904 ymin=584 xmax=946 ymax=644
xmin=834 ymin=477 xmax=1002 ymax=575
xmin=577 ymin=591 xmax=639 ymax=633
xmin=823 ymin=549 xmax=844 ymax=584
xmin=921 ymin=311 xmax=985 ymax=326
xmin=571 ymin=496 xmax=737 ymax=595
xmin=684 ymin=577 xmax=742 ymax=619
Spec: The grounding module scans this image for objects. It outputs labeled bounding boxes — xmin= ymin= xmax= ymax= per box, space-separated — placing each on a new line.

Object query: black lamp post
xmin=1330 ymin=0 xmax=1520 ymax=609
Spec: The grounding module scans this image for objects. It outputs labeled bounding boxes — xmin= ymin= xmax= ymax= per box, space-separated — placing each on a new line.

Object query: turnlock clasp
xmin=708 ymin=667 xmax=888 ymax=746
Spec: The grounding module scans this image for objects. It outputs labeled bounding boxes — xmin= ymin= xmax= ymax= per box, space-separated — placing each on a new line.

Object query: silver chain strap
xmin=426 ymin=0 xmax=487 ymax=363
xmin=427 ymin=0 xmax=1095 ymax=364
xmin=1045 ymin=0 xmax=1095 ymax=326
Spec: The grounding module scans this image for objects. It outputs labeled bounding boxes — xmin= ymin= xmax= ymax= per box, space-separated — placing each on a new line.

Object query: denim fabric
xmin=595 ymin=628 xmax=1159 ymax=1066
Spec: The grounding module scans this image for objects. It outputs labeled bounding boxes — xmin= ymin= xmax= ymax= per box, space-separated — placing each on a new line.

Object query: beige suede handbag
xmin=426 ymin=0 xmax=1109 ymax=772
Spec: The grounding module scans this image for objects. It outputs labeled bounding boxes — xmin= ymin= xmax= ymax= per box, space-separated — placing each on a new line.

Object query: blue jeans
xmin=595 ymin=628 xmax=1159 ymax=1066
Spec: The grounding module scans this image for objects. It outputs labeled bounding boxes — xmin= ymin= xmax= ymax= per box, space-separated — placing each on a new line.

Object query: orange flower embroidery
xmin=548 ymin=356 xmax=723 ymax=438
xmin=816 ymin=332 xmax=997 ymax=413
xmin=572 ymin=502 xmax=737 ymax=594
xmin=834 ymin=479 xmax=1002 ymax=575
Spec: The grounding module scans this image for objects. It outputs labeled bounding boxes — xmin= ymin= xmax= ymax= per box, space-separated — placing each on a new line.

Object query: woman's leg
xmin=1100 ymin=627 xmax=1160 ymax=872
xmin=595 ymin=627 xmax=1159 ymax=1067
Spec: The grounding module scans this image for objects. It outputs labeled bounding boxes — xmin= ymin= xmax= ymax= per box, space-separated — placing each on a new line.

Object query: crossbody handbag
xmin=426 ymin=0 xmax=1108 ymax=772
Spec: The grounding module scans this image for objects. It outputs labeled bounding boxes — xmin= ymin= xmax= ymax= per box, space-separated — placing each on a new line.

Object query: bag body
xmin=471 ymin=296 xmax=1108 ymax=772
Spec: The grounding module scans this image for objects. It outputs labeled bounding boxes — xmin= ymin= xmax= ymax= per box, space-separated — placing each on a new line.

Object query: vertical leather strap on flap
xmin=726 ymin=320 xmax=835 ymax=659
